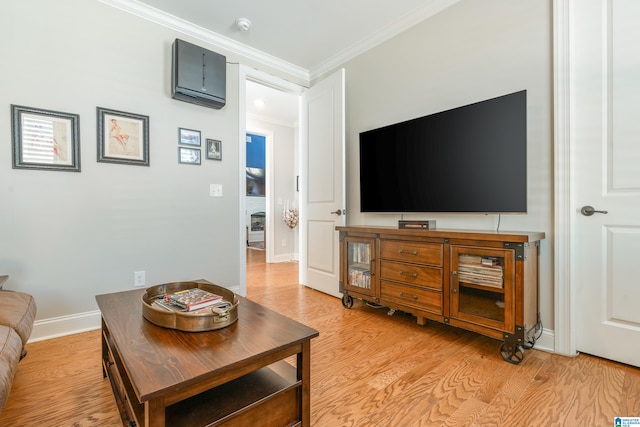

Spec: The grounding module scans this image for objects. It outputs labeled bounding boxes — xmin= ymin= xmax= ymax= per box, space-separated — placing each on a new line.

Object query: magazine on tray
xmin=163 ymin=288 xmax=223 ymax=311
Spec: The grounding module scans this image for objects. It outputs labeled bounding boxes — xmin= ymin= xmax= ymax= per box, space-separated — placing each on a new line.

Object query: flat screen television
xmin=359 ymin=90 xmax=527 ymax=213
xmin=246 ymin=167 xmax=265 ymax=196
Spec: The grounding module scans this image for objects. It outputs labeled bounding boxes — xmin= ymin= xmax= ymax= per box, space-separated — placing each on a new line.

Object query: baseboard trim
xmin=29 ymin=285 xmax=244 ymax=342
xmin=271 ymin=253 xmax=299 ymax=263
xmin=29 ymin=310 xmax=101 ymax=343
xmin=533 ymin=327 xmax=555 ymax=353
xmin=227 ymin=285 xmax=241 ymax=295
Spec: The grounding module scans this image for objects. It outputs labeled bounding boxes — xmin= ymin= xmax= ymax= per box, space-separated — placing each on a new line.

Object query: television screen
xmin=246 ymin=133 xmax=266 ymax=196
xmin=246 ymin=167 xmax=265 ymax=196
xmin=359 ymin=90 xmax=527 ymax=213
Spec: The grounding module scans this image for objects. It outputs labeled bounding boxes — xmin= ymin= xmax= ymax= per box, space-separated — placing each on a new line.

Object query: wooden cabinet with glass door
xmin=450 ymin=246 xmax=513 ymax=332
xmin=448 ymin=242 xmax=542 ymax=364
xmin=339 ymin=232 xmax=377 ymax=307
xmin=336 ymin=226 xmax=544 ymax=364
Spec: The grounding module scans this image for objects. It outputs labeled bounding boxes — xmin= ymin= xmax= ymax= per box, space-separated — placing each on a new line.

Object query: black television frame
xmin=359 ymin=90 xmax=527 ymax=214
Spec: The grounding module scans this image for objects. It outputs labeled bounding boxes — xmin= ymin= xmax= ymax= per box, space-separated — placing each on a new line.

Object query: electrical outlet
xmin=134 ymin=271 xmax=146 ymax=287
xmin=282 ymin=239 xmax=287 ymax=247
xmin=209 ymin=184 xmax=223 ymax=197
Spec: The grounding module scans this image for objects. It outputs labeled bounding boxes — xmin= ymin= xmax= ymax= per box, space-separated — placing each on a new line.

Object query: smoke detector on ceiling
xmin=236 ymin=18 xmax=251 ymax=31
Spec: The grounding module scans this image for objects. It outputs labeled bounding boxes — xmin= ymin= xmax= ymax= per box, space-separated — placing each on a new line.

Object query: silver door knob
xmin=330 ymin=209 xmax=342 ymax=216
xmin=581 ymin=205 xmax=608 ymax=216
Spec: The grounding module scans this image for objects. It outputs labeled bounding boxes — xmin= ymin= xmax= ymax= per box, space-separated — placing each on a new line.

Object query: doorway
xmin=243 ymin=76 xmax=301 ymax=272
xmin=246 ymin=132 xmax=267 ymax=251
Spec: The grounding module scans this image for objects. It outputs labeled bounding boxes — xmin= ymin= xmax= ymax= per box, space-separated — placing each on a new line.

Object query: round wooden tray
xmin=142 ymin=281 xmax=239 ymax=332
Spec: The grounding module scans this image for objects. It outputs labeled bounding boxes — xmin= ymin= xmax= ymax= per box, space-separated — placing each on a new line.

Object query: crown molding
xmin=310 ymin=0 xmax=461 ymax=80
xmin=99 ymin=0 xmax=460 ymax=84
xmin=98 ymin=0 xmax=310 ymax=83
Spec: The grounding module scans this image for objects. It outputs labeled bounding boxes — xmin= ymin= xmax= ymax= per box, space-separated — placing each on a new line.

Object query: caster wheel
xmin=500 ymin=342 xmax=525 ymax=365
xmin=342 ymin=295 xmax=354 ymax=309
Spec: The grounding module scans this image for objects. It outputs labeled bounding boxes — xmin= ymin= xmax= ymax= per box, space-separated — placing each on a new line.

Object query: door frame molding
xmin=238 ymin=65 xmax=306 ymax=296
xmin=553 ymin=0 xmax=577 ymax=357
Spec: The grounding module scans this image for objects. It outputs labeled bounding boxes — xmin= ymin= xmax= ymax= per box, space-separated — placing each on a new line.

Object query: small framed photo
xmin=97 ymin=107 xmax=149 ymax=166
xmin=11 ymin=105 xmax=81 ymax=172
xmin=206 ymin=139 xmax=222 ymax=160
xmin=179 ymin=147 xmax=201 ymax=165
xmin=179 ymin=127 xmax=201 ymax=146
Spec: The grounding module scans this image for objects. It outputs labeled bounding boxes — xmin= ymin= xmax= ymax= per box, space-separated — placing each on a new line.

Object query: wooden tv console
xmin=336 ymin=226 xmax=544 ymax=364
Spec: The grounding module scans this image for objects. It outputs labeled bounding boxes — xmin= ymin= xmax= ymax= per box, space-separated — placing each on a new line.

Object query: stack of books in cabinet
xmin=457 ymin=254 xmax=503 ymax=288
xmin=348 ymin=242 xmax=372 ymax=290
xmin=348 ymin=268 xmax=371 ymax=289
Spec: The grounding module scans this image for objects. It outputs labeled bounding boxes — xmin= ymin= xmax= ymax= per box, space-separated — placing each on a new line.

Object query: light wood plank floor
xmin=1 ymin=248 xmax=639 ymax=426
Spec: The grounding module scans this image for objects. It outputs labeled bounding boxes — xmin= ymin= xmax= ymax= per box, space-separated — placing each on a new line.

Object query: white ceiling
xmin=129 ymin=0 xmax=459 ymax=73
xmin=102 ymin=0 xmax=460 ymax=124
xmin=246 ymin=80 xmax=299 ymax=126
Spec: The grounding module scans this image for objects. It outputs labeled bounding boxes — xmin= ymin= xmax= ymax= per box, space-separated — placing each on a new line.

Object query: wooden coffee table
xmin=96 ymin=286 xmax=319 ymax=427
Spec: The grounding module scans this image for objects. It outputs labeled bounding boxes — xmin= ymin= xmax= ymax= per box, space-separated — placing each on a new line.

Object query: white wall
xmin=340 ymin=0 xmax=555 ymax=335
xmin=0 ymin=0 xmax=247 ymax=338
xmin=1 ymin=0 xmax=554 ymax=344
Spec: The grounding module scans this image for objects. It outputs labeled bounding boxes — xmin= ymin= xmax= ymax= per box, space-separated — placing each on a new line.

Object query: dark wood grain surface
xmin=96 ymin=287 xmax=318 ymax=403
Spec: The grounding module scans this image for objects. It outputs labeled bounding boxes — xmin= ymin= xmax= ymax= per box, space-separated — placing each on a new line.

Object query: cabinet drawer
xmin=380 ymin=260 xmax=442 ymax=290
xmin=381 ymin=280 xmax=442 ymax=314
xmin=380 ymin=240 xmax=442 ymax=266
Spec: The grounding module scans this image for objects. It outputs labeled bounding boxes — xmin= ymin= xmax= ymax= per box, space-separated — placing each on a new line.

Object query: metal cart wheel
xmin=341 ymin=294 xmax=354 ymax=309
xmin=500 ymin=342 xmax=525 ymax=364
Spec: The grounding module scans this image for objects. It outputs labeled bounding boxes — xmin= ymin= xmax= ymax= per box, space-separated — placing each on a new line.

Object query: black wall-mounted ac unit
xmin=171 ymin=39 xmax=226 ymax=109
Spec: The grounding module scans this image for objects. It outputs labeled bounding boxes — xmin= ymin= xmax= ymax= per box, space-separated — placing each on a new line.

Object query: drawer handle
xmin=399 ymin=249 xmax=418 ymax=255
xmin=399 ymin=292 xmax=418 ymax=300
xmin=399 ymin=271 xmax=418 ymax=278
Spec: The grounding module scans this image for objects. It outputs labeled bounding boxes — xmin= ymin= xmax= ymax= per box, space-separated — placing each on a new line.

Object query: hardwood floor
xmin=2 ymin=249 xmax=639 ymax=426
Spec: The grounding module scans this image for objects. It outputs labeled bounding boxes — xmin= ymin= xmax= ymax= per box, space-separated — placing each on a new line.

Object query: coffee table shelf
xmin=166 ymin=361 xmax=300 ymax=426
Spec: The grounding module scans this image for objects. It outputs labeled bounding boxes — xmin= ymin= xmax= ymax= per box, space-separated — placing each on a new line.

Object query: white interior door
xmin=573 ymin=0 xmax=640 ymax=367
xmin=299 ymin=69 xmax=345 ymax=298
